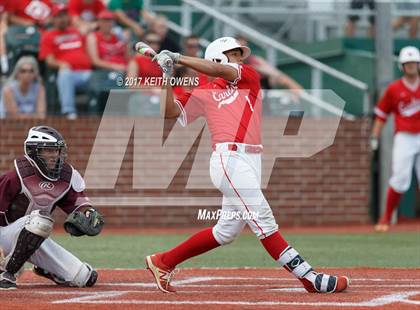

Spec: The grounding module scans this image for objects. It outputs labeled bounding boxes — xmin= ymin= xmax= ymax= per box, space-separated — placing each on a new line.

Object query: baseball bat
xmin=134 ymin=42 xmax=173 ymax=67
xmin=134 ymin=41 xmax=157 ymax=58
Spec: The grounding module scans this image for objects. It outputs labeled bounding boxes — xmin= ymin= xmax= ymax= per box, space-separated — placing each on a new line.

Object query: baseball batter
xmin=145 ymin=37 xmax=349 ymax=294
xmin=372 ymin=46 xmax=420 ymax=232
xmin=0 ymin=126 xmax=103 ymax=289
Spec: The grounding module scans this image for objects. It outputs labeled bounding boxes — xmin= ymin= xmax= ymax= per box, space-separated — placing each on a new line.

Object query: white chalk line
xmin=18 ymin=274 xmax=420 ymax=289
xmin=19 ymin=277 xmax=420 ymax=307
xmin=16 ymin=282 xmax=420 ymax=293
xmin=20 ymin=275 xmax=420 ymax=286
xmin=49 ymin=291 xmax=420 ymax=306
xmin=15 ymin=275 xmax=420 ymax=307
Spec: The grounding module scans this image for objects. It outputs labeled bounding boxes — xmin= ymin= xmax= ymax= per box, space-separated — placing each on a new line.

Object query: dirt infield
xmin=5 ymin=267 xmax=419 ymax=309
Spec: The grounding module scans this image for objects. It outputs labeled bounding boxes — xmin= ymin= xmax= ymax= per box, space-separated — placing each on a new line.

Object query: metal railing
xmin=149 ymin=5 xmax=420 ymax=17
xmin=181 ymin=0 xmax=369 ymax=117
xmin=143 ymin=0 xmax=371 ymax=119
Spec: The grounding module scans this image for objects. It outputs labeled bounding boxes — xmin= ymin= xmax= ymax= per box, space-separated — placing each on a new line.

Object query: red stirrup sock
xmin=161 ymin=227 xmax=220 ymax=269
xmin=382 ymin=187 xmax=403 ymax=223
xmin=260 ymin=231 xmax=289 ymax=260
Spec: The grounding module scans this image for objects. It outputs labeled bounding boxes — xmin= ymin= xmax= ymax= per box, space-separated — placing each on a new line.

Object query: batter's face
xmin=224 ymin=48 xmax=243 ymax=63
xmin=403 ymin=62 xmax=420 ymax=77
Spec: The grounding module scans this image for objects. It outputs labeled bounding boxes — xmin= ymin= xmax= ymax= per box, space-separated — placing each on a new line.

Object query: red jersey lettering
xmin=8 ymin=0 xmax=53 ymax=23
xmin=176 ymin=64 xmax=262 ymax=146
xmin=39 ymin=28 xmax=92 ymax=70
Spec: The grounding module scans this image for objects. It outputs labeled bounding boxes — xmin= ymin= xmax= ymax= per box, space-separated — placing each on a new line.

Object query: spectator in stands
xmin=8 ymin=0 xmax=54 ymax=27
xmin=0 ymin=56 xmax=46 ymax=118
xmin=69 ymin=0 xmax=105 ymax=35
xmin=236 ymin=35 xmax=303 ymax=92
xmin=150 ymin=15 xmax=180 ymax=52
xmin=86 ymin=10 xmax=129 ymax=71
xmin=345 ymin=0 xmax=375 ymax=37
xmin=0 ymin=0 xmax=9 ymax=74
xmin=107 ymin=0 xmax=156 ymax=39
xmin=393 ymin=1 xmax=420 ymax=38
xmin=183 ymin=34 xmax=202 ymax=57
xmin=127 ymin=31 xmax=162 ymax=87
xmin=180 ymin=34 xmax=211 ymax=86
xmin=39 ymin=5 xmax=92 ymax=119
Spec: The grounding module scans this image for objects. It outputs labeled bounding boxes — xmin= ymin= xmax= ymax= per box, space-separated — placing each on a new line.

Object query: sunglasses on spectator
xmin=146 ymin=40 xmax=161 ymax=44
xmin=186 ymin=44 xmax=200 ymax=48
xmin=19 ymin=68 xmax=34 ymax=73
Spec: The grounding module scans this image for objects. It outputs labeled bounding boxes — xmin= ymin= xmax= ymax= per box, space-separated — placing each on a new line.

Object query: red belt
xmin=216 ymin=143 xmax=263 ymax=154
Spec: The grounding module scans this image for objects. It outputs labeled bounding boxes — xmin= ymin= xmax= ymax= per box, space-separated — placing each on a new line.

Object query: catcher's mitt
xmin=64 ymin=208 xmax=104 ymax=237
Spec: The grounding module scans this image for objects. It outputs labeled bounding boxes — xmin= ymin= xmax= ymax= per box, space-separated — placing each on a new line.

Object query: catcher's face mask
xmin=37 ymin=146 xmax=67 ymax=176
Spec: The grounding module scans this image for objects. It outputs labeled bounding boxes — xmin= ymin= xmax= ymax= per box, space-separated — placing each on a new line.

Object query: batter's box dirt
xmin=4 ymin=268 xmax=419 ymax=309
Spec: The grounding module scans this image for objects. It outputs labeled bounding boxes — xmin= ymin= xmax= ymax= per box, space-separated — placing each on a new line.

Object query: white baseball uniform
xmin=176 ymin=63 xmax=278 ymax=244
xmin=375 ymin=77 xmax=420 ymax=193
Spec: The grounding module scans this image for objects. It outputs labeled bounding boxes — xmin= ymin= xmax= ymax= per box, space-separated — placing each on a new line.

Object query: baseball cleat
xmin=85 ymin=269 xmax=98 ymax=287
xmin=32 ymin=265 xmax=66 ymax=285
xmin=145 ymin=254 xmax=176 ymax=293
xmin=300 ymin=271 xmax=349 ymax=293
xmin=0 ymin=272 xmax=17 ymax=290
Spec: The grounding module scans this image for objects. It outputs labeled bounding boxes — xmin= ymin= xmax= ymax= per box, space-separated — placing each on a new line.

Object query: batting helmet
xmin=399 ymin=46 xmax=420 ymax=68
xmin=204 ymin=37 xmax=251 ymax=64
xmin=24 ymin=126 xmax=67 ymax=181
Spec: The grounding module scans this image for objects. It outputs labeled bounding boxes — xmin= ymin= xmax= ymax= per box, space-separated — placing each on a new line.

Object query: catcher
xmin=0 ymin=126 xmax=104 ymax=289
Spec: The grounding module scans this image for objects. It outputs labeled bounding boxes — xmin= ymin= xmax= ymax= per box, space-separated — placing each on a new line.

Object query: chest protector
xmin=13 ymin=156 xmax=73 ymax=216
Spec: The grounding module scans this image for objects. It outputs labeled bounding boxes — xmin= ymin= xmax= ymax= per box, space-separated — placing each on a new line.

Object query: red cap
xmin=98 ymin=10 xmax=115 ymax=20
xmin=51 ymin=5 xmax=68 ymax=17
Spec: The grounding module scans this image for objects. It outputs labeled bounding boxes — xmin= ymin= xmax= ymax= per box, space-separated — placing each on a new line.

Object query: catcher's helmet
xmin=204 ymin=37 xmax=250 ymax=65
xmin=24 ymin=126 xmax=67 ymax=181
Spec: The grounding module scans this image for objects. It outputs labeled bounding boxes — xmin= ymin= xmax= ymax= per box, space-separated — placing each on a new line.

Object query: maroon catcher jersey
xmin=0 ymin=156 xmax=91 ymax=226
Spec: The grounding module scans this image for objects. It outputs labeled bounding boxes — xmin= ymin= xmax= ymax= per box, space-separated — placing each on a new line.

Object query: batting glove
xmin=160 ymin=50 xmax=180 ymax=64
xmin=153 ymin=52 xmax=174 ymax=78
xmin=370 ymin=137 xmax=379 ymax=151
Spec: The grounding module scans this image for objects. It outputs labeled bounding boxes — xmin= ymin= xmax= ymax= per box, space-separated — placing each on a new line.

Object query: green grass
xmin=51 ymin=231 xmax=420 ymax=269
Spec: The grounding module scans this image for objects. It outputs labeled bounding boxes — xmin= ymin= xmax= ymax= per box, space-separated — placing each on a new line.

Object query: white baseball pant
xmin=210 ymin=143 xmax=278 ymax=245
xmin=0 ymin=215 xmax=93 ymax=287
xmin=389 ymin=132 xmax=420 ymax=193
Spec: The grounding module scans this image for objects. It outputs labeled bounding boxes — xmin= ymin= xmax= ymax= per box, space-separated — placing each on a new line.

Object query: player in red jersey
xmin=371 ymin=46 xmax=420 ymax=232
xmin=144 ymin=37 xmax=349 ymax=294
